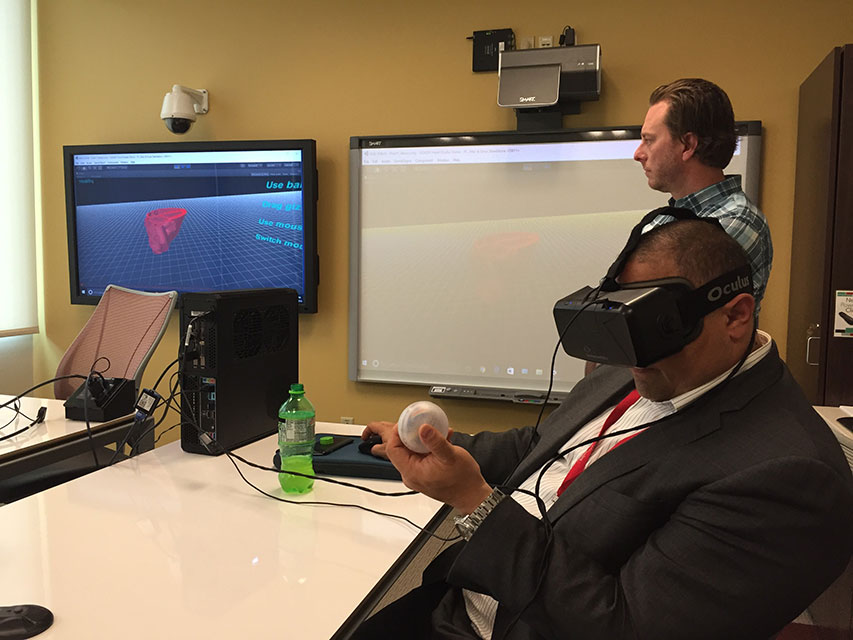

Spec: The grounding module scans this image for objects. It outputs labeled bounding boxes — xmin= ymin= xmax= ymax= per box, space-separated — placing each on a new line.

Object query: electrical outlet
xmin=519 ymin=36 xmax=534 ymax=50
xmin=537 ymin=35 xmax=553 ymax=48
xmin=341 ymin=416 xmax=354 ymax=425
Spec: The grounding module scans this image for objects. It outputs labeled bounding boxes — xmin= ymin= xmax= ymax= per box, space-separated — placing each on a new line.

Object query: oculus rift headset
xmin=553 ymin=206 xmax=753 ymax=368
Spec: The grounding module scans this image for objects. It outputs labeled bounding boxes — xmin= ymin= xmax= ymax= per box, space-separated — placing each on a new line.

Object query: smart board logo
xmin=519 ymin=96 xmax=537 ymax=103
xmin=707 ymin=275 xmax=751 ymax=302
xmin=368 ymin=140 xmax=383 ymax=147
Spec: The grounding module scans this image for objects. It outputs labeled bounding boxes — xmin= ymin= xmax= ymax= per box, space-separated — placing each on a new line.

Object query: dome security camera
xmin=160 ymin=85 xmax=209 ymax=134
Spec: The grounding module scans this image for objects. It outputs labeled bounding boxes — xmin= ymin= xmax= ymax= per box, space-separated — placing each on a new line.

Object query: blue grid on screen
xmin=75 ymin=191 xmax=305 ymax=294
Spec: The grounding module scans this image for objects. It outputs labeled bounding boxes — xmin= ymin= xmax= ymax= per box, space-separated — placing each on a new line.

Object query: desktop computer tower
xmin=179 ymin=288 xmax=298 ymax=454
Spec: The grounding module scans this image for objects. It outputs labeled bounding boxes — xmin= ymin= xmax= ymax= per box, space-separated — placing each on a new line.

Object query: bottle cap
xmin=290 ymin=383 xmax=305 ymax=394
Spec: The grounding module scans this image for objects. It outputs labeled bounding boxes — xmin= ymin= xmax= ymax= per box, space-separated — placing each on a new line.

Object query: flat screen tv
xmin=349 ymin=123 xmax=761 ymax=402
xmin=64 ymin=139 xmax=319 ymax=312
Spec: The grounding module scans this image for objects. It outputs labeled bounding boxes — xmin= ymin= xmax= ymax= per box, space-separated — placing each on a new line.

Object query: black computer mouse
xmin=358 ymin=434 xmax=383 ymax=456
xmin=0 ymin=604 xmax=54 ymax=639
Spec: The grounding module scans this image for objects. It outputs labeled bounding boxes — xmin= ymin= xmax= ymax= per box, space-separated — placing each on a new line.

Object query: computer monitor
xmin=64 ymin=139 xmax=319 ymax=312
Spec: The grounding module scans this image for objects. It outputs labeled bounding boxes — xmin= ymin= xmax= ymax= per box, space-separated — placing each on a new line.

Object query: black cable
xmin=0 ymin=373 xmax=96 ymax=446
xmin=106 ymin=415 xmax=144 ymax=466
xmin=0 ymin=406 xmax=47 ymax=443
xmin=225 ymin=449 xmax=418 ymax=498
xmin=0 ymin=425 xmax=31 ymax=443
xmin=134 ymin=400 xmax=181 ymax=450
xmin=136 ymin=371 xmax=184 ymax=448
xmin=82 ymin=357 xmax=112 ymax=468
xmin=524 ymin=325 xmax=760 ymax=524
xmin=540 ymin=323 xmax=758 ymax=515
xmin=500 ymin=295 xmax=598 ymax=487
xmin=0 ymin=374 xmax=88 ymax=411
xmin=153 ymin=422 xmax=181 ymax=445
xmin=109 ymin=370 xmax=183 ymax=465
xmin=126 ymin=384 xmax=182 ymax=458
xmin=221 ymin=451 xmax=461 ymax=543
xmin=189 ymin=412 xmax=460 ymax=541
xmin=151 ymin=357 xmax=179 ymax=393
xmin=504 ymin=294 xmax=756 ymax=518
xmin=10 ymin=401 xmax=39 ymax=424
xmin=109 ymin=376 xmax=180 ymax=465
xmin=0 ymin=399 xmax=22 ymax=430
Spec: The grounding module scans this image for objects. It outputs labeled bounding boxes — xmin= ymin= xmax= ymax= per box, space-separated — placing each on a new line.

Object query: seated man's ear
xmin=723 ymin=293 xmax=756 ymax=336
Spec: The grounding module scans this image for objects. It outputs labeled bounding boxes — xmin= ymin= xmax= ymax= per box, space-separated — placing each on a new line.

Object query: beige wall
xmin=0 ymin=337 xmax=34 ymax=394
xmin=25 ymin=0 xmax=853 ymax=438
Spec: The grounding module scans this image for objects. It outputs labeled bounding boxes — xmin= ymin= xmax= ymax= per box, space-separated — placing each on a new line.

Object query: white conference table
xmin=0 ymin=395 xmax=143 ymax=481
xmin=0 ymin=419 xmax=445 ymax=639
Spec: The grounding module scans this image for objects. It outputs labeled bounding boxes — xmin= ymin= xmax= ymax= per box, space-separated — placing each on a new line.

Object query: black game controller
xmin=0 ymin=604 xmax=54 ymax=639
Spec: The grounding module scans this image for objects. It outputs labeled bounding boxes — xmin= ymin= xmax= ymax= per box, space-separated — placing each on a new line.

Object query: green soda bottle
xmin=277 ymin=383 xmax=315 ymax=494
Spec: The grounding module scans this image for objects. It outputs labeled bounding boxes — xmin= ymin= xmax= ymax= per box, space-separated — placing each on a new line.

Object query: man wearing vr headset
xmin=356 ymin=214 xmax=853 ymax=640
xmin=634 ymin=78 xmax=772 ymax=307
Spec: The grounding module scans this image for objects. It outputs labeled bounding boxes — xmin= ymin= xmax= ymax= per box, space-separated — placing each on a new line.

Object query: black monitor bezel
xmin=349 ymin=121 xmax=761 ymax=149
xmin=63 ymin=139 xmax=319 ymax=313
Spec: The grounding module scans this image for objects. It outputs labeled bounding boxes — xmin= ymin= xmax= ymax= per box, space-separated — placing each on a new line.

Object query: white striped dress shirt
xmin=463 ymin=331 xmax=772 ymax=639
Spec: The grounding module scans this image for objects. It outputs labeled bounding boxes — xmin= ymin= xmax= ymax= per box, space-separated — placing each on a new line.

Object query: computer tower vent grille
xmin=206 ymin=326 xmax=217 ymax=369
xmin=233 ymin=308 xmax=263 ymax=359
xmin=232 ymin=305 xmax=291 ymax=360
xmin=262 ymin=305 xmax=291 ymax=353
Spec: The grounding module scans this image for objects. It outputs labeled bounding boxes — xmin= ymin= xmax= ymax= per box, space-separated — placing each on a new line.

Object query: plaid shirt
xmin=644 ymin=175 xmax=773 ymax=309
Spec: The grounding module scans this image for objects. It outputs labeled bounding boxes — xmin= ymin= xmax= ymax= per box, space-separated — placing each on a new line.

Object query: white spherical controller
xmin=397 ymin=401 xmax=449 ymax=453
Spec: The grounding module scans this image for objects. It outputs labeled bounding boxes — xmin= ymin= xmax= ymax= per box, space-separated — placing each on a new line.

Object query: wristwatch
xmin=454 ymin=487 xmax=506 ymax=541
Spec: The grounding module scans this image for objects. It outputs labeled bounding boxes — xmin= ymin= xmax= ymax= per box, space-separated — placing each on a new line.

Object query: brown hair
xmin=649 ymin=78 xmax=737 ymax=169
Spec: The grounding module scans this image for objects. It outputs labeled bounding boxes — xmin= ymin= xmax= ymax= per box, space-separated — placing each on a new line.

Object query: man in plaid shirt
xmin=634 ymin=78 xmax=772 ymax=308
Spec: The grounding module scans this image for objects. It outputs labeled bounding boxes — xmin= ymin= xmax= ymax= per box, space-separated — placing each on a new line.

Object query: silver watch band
xmin=454 ymin=487 xmax=506 ymax=541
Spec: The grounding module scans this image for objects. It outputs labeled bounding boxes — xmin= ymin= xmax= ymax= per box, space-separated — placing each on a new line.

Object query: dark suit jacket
xmin=428 ymin=343 xmax=853 ymax=640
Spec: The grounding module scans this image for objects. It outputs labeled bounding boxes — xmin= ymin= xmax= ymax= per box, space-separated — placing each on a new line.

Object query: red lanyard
xmin=556 ymin=390 xmax=641 ymax=496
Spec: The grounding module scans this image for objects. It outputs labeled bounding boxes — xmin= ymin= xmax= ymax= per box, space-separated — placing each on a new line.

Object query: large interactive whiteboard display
xmin=349 ymin=124 xmax=761 ymax=402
